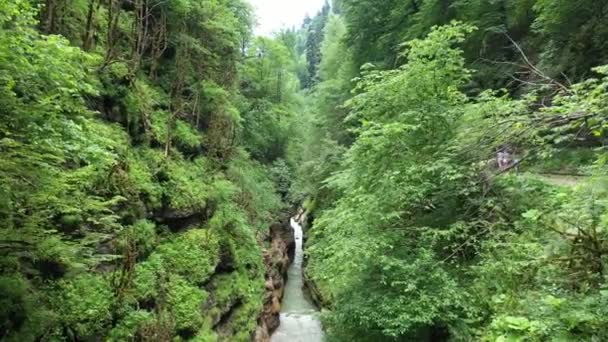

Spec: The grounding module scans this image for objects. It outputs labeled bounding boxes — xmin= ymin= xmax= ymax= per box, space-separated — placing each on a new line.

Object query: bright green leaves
xmin=157 ymin=229 xmax=220 ymax=285
xmin=238 ymin=36 xmax=301 ymax=164
xmin=167 ymin=275 xmax=209 ymax=332
xmin=54 ymin=274 xmax=114 ymax=338
xmin=303 ymin=15 xmax=608 ymax=341
xmin=0 ymin=0 xmax=124 ymax=287
xmin=0 ymin=0 xmax=285 ymax=340
xmin=317 ymin=14 xmax=350 ymax=83
xmin=485 ymin=291 xmax=608 ymax=341
xmin=161 ymin=156 xmax=212 ymax=215
xmin=107 ymin=310 xmax=154 ymax=341
xmin=346 ymin=22 xmax=473 ymax=128
xmin=0 ymin=17 xmax=98 ymax=127
xmin=338 ymin=22 xmax=476 ymax=213
xmin=225 ymin=152 xmax=283 ymax=231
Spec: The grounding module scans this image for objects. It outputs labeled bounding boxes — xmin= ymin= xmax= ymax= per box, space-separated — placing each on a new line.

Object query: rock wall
xmin=254 ymin=219 xmax=295 ymax=341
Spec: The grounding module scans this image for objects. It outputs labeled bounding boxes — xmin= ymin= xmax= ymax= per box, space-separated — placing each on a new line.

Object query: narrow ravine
xmin=271 ymin=218 xmax=324 ymax=342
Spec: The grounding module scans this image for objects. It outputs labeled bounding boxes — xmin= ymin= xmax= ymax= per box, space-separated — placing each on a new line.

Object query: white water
xmin=271 ymin=218 xmax=324 ymax=342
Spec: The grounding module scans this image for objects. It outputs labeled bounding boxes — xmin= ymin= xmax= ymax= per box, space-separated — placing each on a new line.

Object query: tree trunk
xmin=82 ymin=0 xmax=98 ymax=51
xmin=105 ymin=0 xmax=121 ymax=64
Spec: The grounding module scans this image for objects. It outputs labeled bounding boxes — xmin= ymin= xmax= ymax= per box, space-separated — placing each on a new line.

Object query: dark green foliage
xmin=303 ymin=1 xmax=331 ymax=88
xmin=338 ymin=0 xmax=608 ymax=88
xmin=0 ymin=275 xmax=45 ymax=341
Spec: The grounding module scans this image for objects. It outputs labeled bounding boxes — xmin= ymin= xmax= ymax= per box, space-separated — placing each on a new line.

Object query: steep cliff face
xmin=255 ymin=219 xmax=295 ymax=341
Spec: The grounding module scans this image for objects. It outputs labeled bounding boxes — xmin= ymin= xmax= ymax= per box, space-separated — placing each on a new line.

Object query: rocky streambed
xmin=270 ymin=218 xmax=324 ymax=342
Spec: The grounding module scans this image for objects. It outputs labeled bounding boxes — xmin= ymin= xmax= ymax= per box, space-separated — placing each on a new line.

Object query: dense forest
xmin=1 ymin=0 xmax=608 ymax=341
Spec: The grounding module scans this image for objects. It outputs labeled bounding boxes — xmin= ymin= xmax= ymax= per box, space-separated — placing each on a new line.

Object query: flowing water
xmin=271 ymin=218 xmax=324 ymax=342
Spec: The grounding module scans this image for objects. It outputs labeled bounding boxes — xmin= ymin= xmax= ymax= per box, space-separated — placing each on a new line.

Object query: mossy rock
xmin=54 ymin=274 xmax=114 ymax=339
xmin=167 ymin=275 xmax=209 ymax=334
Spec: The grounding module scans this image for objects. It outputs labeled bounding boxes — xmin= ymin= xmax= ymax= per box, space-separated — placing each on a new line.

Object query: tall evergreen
xmin=304 ymin=0 xmax=331 ymax=88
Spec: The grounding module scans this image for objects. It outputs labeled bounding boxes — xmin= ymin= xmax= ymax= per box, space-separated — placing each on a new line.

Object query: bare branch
xmin=504 ymin=33 xmax=573 ymax=94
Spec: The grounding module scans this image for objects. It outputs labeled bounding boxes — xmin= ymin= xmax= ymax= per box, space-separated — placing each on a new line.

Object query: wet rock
xmin=254 ymin=322 xmax=270 ymax=342
xmin=255 ymin=218 xmax=294 ymax=342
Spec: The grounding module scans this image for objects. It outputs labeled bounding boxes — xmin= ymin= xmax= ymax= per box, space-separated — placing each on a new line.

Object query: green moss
xmin=125 ymin=163 xmax=268 ymax=340
xmin=128 ymin=147 xmax=212 ymax=214
xmin=160 ymin=229 xmax=220 ymax=284
xmin=133 ymin=228 xmax=220 ymax=304
xmin=117 ymin=219 xmax=158 ymax=258
xmin=219 ymin=298 xmax=264 ymax=341
xmin=163 ymin=156 xmax=212 ymax=213
xmin=215 ymin=215 xmax=265 ymax=276
xmin=209 ymin=273 xmax=243 ymax=310
xmin=207 ymin=201 xmax=244 ymax=233
xmin=133 ymin=254 xmax=164 ymax=302
xmin=205 ymin=276 xmax=263 ymax=342
xmin=209 ymin=270 xmax=263 ymax=310
xmin=167 ymin=275 xmax=208 ymax=332
xmin=55 ymin=274 xmax=114 ymax=339
xmin=205 ymin=231 xmax=265 ymax=340
xmin=127 ymin=148 xmax=164 ymax=210
xmin=190 ymin=329 xmax=219 ymax=342
xmin=107 ymin=310 xmax=154 ymax=341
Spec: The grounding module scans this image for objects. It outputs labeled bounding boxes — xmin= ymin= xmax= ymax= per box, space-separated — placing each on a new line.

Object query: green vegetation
xmin=2 ymin=0 xmax=608 ymax=341
xmin=0 ymin=0 xmax=302 ymax=340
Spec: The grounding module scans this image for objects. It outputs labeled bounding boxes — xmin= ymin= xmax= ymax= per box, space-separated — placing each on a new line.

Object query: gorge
xmin=1 ymin=0 xmax=608 ymax=341
xmin=271 ymin=218 xmax=324 ymax=342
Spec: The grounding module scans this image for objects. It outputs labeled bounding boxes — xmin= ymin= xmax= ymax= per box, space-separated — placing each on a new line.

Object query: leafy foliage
xmin=4 ymin=0 xmax=608 ymax=340
xmin=298 ymin=13 xmax=608 ymax=341
xmin=0 ymin=0 xmax=292 ymax=340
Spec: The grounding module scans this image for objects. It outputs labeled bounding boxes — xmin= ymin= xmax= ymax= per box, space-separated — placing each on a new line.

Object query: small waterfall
xmin=271 ymin=218 xmax=324 ymax=342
